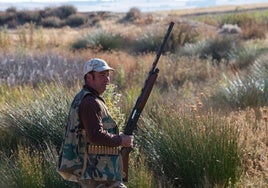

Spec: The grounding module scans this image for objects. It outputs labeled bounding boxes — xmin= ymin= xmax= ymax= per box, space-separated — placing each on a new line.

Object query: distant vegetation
xmin=0 ymin=5 xmax=108 ymax=28
xmin=0 ymin=4 xmax=267 ymax=188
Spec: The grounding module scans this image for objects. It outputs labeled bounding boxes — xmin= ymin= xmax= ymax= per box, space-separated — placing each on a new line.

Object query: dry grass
xmin=0 ymin=3 xmax=267 ymax=187
xmin=226 ymin=107 xmax=268 ymax=187
xmin=161 ymin=3 xmax=268 ymax=16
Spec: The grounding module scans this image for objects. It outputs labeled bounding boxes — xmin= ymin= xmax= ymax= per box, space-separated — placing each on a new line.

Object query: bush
xmin=169 ymin=22 xmax=199 ymax=48
xmin=241 ymin=22 xmax=266 ymax=40
xmin=228 ymin=46 xmax=260 ymax=71
xmin=219 ymin=12 xmax=267 ymax=40
xmin=200 ymin=36 xmax=241 ymax=63
xmin=0 ymin=83 xmax=71 ymax=150
xmin=133 ymin=32 xmax=163 ymax=53
xmin=71 ymin=38 xmax=90 ymax=50
xmin=65 ymin=13 xmax=87 ymax=27
xmin=17 ymin=10 xmax=41 ymax=25
xmin=0 ymin=11 xmax=18 ymax=28
xmin=41 ymin=16 xmax=64 ymax=28
xmin=55 ymin=5 xmax=77 ymax=19
xmin=219 ymin=12 xmax=255 ymax=28
xmin=6 ymin=6 xmax=17 ymax=13
xmin=72 ymin=30 xmax=125 ymax=51
xmin=180 ymin=36 xmax=241 ymax=63
xmin=208 ymin=56 xmax=268 ymax=110
xmin=41 ymin=5 xmax=77 ymax=19
xmin=124 ymin=7 xmax=142 ymax=22
xmin=138 ymin=107 xmax=242 ymax=187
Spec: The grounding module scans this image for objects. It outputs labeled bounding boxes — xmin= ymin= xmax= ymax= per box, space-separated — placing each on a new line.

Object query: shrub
xmin=133 ymin=32 xmax=163 ymax=53
xmin=180 ymin=36 xmax=241 ymax=63
xmin=55 ymin=5 xmax=77 ymax=19
xmin=200 ymin=36 xmax=241 ymax=63
xmin=72 ymin=30 xmax=125 ymax=51
xmin=17 ymin=10 xmax=41 ymax=25
xmin=124 ymin=7 xmax=142 ymax=22
xmin=219 ymin=12 xmax=267 ymax=40
xmin=219 ymin=12 xmax=255 ymax=28
xmin=41 ymin=5 xmax=77 ymax=19
xmin=228 ymin=46 xmax=260 ymax=71
xmin=1 ymin=11 xmax=18 ymax=28
xmin=138 ymin=107 xmax=242 ymax=187
xmin=65 ymin=13 xmax=87 ymax=27
xmin=169 ymin=22 xmax=199 ymax=50
xmin=41 ymin=16 xmax=64 ymax=28
xmin=208 ymin=56 xmax=268 ymax=110
xmin=220 ymin=75 xmax=265 ymax=109
xmin=6 ymin=6 xmax=17 ymax=13
xmin=0 ymin=83 xmax=71 ymax=151
xmin=241 ymin=22 xmax=266 ymax=40
xmin=71 ymin=38 xmax=90 ymax=50
xmin=217 ymin=24 xmax=242 ymax=35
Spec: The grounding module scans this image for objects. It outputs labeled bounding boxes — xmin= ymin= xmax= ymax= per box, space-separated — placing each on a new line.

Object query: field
xmin=0 ymin=3 xmax=267 ymax=188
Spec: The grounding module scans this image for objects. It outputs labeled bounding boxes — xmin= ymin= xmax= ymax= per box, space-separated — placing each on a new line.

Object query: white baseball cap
xmin=83 ymin=58 xmax=114 ymax=75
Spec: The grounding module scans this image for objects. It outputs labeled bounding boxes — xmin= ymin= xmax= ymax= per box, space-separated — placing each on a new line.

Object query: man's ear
xmin=86 ymin=72 xmax=95 ymax=81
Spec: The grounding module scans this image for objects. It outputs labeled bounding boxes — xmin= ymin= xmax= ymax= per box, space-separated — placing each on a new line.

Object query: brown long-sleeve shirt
xmin=78 ymin=86 xmax=122 ymax=147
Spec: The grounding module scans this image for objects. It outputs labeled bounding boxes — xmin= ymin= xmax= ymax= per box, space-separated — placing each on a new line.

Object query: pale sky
xmin=0 ymin=0 xmax=268 ymax=12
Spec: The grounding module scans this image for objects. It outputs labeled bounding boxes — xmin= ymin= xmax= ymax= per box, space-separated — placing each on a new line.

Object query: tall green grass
xmin=0 ymin=83 xmax=77 ymax=187
xmin=138 ymin=106 xmax=242 ymax=187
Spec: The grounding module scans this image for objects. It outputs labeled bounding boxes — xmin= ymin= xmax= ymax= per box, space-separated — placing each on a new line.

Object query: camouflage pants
xmin=78 ymin=179 xmax=127 ymax=188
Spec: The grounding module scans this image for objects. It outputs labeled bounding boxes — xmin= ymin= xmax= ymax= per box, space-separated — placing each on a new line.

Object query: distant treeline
xmin=0 ymin=5 xmax=119 ymax=28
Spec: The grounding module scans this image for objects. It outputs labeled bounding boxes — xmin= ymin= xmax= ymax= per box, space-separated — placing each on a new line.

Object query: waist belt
xmin=88 ymin=145 xmax=120 ymax=155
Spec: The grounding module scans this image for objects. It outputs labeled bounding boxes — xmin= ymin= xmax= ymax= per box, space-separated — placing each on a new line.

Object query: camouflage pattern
xmin=57 ymin=88 xmax=122 ymax=182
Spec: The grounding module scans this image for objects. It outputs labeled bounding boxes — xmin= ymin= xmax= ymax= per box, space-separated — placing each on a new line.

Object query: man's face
xmin=87 ymin=70 xmax=110 ymax=95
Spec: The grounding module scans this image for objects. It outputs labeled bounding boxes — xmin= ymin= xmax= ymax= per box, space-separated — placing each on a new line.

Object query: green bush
xmin=219 ymin=12 xmax=255 ymax=28
xmin=138 ymin=107 xmax=242 ymax=187
xmin=168 ymin=22 xmax=199 ymax=51
xmin=228 ymin=46 xmax=260 ymax=70
xmin=180 ymin=36 xmax=241 ymax=63
xmin=6 ymin=7 xmax=17 ymax=13
xmin=65 ymin=13 xmax=87 ymax=27
xmin=123 ymin=7 xmax=142 ymax=22
xmin=17 ymin=10 xmax=41 ymax=25
xmin=71 ymin=38 xmax=90 ymax=50
xmin=41 ymin=5 xmax=77 ymax=19
xmin=55 ymin=5 xmax=77 ymax=19
xmin=0 ymin=83 xmax=71 ymax=151
xmin=208 ymin=56 xmax=268 ymax=110
xmin=0 ymin=11 xmax=18 ymax=28
xmin=72 ymin=30 xmax=125 ymax=51
xmin=133 ymin=32 xmax=163 ymax=53
xmin=41 ymin=16 xmax=64 ymax=28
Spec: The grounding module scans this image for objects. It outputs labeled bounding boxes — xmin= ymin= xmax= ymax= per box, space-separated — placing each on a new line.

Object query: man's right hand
xmin=120 ymin=133 xmax=134 ymax=147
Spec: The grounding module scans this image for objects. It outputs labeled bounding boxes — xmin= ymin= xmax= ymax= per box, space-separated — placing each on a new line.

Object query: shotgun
xmin=121 ymin=21 xmax=174 ymax=182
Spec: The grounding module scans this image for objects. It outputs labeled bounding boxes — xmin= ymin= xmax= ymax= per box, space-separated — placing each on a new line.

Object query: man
xmin=58 ymin=58 xmax=133 ymax=188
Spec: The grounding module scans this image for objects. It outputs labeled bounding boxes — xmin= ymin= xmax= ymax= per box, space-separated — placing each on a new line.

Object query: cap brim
xmin=94 ymin=66 xmax=114 ymax=72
